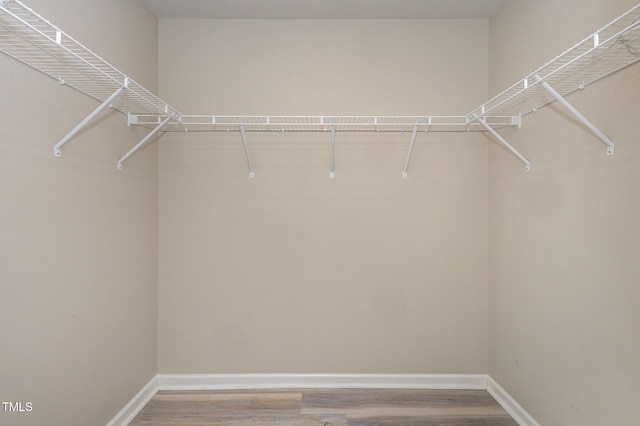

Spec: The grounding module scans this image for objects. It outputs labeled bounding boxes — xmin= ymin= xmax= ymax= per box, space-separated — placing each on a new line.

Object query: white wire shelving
xmin=1 ymin=0 xmax=639 ymax=175
xmin=469 ymin=5 xmax=640 ymax=122
xmin=127 ymin=114 xmax=520 ymax=133
xmin=467 ymin=2 xmax=640 ymax=162
xmin=126 ymin=115 xmax=521 ymax=178
xmin=0 ymin=0 xmax=181 ymax=164
xmin=0 ymin=0 xmax=180 ymax=117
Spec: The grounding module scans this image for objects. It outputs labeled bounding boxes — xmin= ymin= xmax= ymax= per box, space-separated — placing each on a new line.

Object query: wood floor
xmin=130 ymin=388 xmax=518 ymax=425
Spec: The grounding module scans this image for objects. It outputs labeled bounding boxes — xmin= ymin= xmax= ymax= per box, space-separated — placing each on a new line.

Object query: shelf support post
xmin=474 ymin=114 xmax=531 ymax=172
xmin=117 ymin=113 xmax=174 ymax=170
xmin=330 ymin=120 xmax=336 ymax=179
xmin=533 ymin=74 xmax=614 ymax=155
xmin=239 ymin=122 xmax=255 ymax=178
xmin=402 ymin=121 xmax=421 ymax=179
xmin=53 ymin=86 xmax=125 ymax=157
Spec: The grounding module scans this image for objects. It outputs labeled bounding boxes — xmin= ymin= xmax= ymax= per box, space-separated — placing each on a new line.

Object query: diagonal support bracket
xmin=474 ymin=114 xmax=531 ymax=172
xmin=117 ymin=113 xmax=174 ymax=170
xmin=53 ymin=86 xmax=125 ymax=157
xmin=533 ymin=74 xmax=614 ymax=156
xmin=330 ymin=121 xmax=336 ymax=179
xmin=402 ymin=121 xmax=421 ymax=179
xmin=239 ymin=122 xmax=255 ymax=178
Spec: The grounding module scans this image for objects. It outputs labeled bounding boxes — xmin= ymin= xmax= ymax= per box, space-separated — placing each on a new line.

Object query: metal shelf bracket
xmin=473 ymin=114 xmax=531 ymax=172
xmin=238 ymin=122 xmax=255 ymax=178
xmin=402 ymin=121 xmax=421 ymax=179
xmin=117 ymin=113 xmax=174 ymax=170
xmin=53 ymin=86 xmax=125 ymax=157
xmin=533 ymin=74 xmax=615 ymax=156
xmin=330 ymin=121 xmax=336 ymax=179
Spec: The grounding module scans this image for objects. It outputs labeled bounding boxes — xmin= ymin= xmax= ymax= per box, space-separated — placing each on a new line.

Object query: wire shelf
xmin=1 ymin=0 xmax=639 ymax=131
xmin=128 ymin=114 xmax=521 ymax=133
xmin=468 ymin=4 xmax=640 ymax=120
xmin=0 ymin=0 xmax=181 ymax=118
xmin=1 ymin=0 xmax=639 ymax=171
xmin=2 ymin=0 xmax=638 ymax=134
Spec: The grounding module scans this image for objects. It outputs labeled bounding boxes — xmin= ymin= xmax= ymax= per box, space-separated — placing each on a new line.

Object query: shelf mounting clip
xmin=473 ymin=114 xmax=531 ymax=172
xmin=533 ymin=74 xmax=614 ymax=155
xmin=239 ymin=121 xmax=255 ymax=178
xmin=53 ymin=86 xmax=125 ymax=157
xmin=402 ymin=120 xmax=421 ymax=179
xmin=117 ymin=113 xmax=175 ymax=170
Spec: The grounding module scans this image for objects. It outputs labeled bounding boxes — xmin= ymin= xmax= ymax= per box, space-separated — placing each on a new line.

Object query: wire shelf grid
xmin=1 ymin=0 xmax=640 ymax=171
xmin=0 ymin=0 xmax=181 ymax=118
xmin=128 ymin=114 xmax=520 ymax=133
xmin=468 ymin=4 xmax=640 ymax=120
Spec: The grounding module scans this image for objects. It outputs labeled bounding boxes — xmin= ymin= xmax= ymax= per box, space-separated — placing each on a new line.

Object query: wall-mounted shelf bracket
xmin=473 ymin=114 xmax=531 ymax=172
xmin=53 ymin=85 xmax=126 ymax=157
xmin=533 ymin=74 xmax=615 ymax=156
xmin=402 ymin=121 xmax=421 ymax=179
xmin=117 ymin=113 xmax=174 ymax=170
xmin=238 ymin=122 xmax=255 ymax=178
xmin=330 ymin=121 xmax=336 ymax=179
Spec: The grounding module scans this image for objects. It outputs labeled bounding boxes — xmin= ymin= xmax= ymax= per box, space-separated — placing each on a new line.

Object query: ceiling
xmin=143 ymin=0 xmax=508 ymax=20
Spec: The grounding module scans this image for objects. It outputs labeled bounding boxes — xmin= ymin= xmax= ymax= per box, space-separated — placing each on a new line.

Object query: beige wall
xmin=6 ymin=0 xmax=638 ymax=422
xmin=0 ymin=1 xmax=158 ymax=425
xmin=488 ymin=1 xmax=640 ymax=425
xmin=157 ymin=19 xmax=490 ymax=373
xmin=159 ymin=19 xmax=488 ymax=115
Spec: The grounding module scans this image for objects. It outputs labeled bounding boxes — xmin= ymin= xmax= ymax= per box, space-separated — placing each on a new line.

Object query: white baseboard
xmin=109 ymin=374 xmax=540 ymax=426
xmin=156 ymin=373 xmax=489 ymax=391
xmin=106 ymin=376 xmax=158 ymax=426
xmin=487 ymin=377 xmax=540 ymax=426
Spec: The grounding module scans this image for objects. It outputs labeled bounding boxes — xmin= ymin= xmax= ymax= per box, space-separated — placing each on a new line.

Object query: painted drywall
xmin=0 ymin=1 xmax=159 ymax=425
xmin=488 ymin=1 xmax=640 ymax=425
xmin=157 ymin=19 xmax=490 ymax=374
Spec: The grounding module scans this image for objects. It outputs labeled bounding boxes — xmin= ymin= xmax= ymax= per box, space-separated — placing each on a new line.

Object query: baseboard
xmin=106 ymin=376 xmax=158 ymax=426
xmin=487 ymin=377 xmax=540 ymax=426
xmin=109 ymin=374 xmax=540 ymax=426
xmin=156 ymin=373 xmax=489 ymax=391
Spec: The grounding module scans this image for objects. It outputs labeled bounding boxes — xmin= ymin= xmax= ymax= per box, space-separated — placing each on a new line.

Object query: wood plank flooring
xmin=130 ymin=389 xmax=518 ymax=425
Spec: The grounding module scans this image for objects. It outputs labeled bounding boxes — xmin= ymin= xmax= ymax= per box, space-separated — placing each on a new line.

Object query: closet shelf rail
xmin=127 ymin=114 xmax=521 ymax=133
xmin=1 ymin=0 xmax=639 ymax=172
xmin=468 ymin=4 xmax=640 ymax=121
xmin=0 ymin=0 xmax=183 ymax=164
xmin=0 ymin=0 xmax=181 ymax=118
